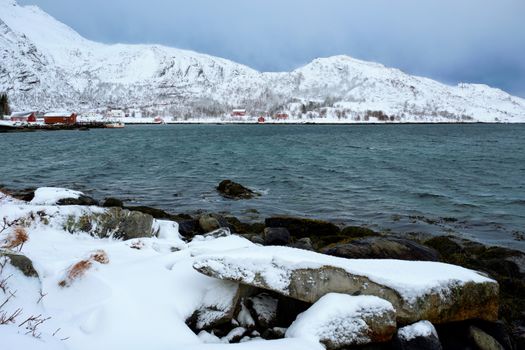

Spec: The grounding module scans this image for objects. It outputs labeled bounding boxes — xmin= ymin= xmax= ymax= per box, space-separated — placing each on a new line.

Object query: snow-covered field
xmin=0 ymin=189 xmax=323 ymax=350
xmin=1 ymin=0 xmax=525 ymax=122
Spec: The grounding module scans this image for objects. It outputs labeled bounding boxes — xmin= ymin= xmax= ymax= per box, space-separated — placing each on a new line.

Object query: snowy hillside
xmin=1 ymin=0 xmax=525 ymax=122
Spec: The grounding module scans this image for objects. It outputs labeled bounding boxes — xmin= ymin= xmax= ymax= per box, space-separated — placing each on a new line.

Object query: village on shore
xmin=0 ymin=107 xmax=296 ymax=131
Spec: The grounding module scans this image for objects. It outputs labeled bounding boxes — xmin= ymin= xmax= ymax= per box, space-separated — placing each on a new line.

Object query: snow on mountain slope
xmin=1 ymin=0 xmax=524 ymax=122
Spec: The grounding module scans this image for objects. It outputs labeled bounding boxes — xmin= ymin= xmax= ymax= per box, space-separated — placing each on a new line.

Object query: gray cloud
xmin=18 ymin=0 xmax=525 ymax=96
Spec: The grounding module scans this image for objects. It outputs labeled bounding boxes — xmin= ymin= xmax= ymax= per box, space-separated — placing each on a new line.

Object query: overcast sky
xmin=18 ymin=0 xmax=525 ymax=97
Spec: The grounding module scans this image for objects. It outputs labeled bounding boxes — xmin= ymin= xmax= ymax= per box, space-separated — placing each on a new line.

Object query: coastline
xmin=1 ymin=185 xmax=524 ymax=349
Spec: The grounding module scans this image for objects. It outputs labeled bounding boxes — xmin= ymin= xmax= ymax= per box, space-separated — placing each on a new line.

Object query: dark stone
xmin=124 ymin=206 xmax=174 ymax=220
xmin=57 ymin=194 xmax=99 ymax=206
xmin=0 ymin=251 xmax=39 ymax=278
xmin=178 ymin=219 xmax=201 ymax=239
xmin=225 ymin=217 xmax=264 ymax=235
xmin=263 ymin=227 xmax=291 ymax=246
xmin=322 ymin=237 xmax=441 ymax=261
xmin=217 ymin=180 xmax=259 ymax=200
xmin=393 ymin=322 xmax=442 ymax=350
xmin=424 ymin=235 xmax=525 ymax=336
xmin=103 ymin=197 xmax=124 ymax=208
xmin=264 ymin=216 xmax=340 ymax=239
xmin=275 ymin=295 xmax=311 ymax=327
xmin=0 ymin=187 xmax=36 ymax=202
xmin=340 ymin=226 xmax=380 ymax=239
xmin=289 ymin=237 xmax=314 ymax=251
xmin=469 ymin=325 xmax=506 ymax=350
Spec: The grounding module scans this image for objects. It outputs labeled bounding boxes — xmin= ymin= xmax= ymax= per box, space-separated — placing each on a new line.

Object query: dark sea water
xmin=1 ymin=124 xmax=524 ymax=250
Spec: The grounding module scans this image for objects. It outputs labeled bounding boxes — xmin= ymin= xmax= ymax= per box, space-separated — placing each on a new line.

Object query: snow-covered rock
xmin=395 ymin=321 xmax=442 ymax=350
xmin=193 ymin=245 xmax=499 ymax=324
xmin=30 ymin=187 xmax=83 ymax=205
xmin=286 ymin=293 xmax=396 ymax=349
xmin=1 ymin=0 xmax=525 ymax=122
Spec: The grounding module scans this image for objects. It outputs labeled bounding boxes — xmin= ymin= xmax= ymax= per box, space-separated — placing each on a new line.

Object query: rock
xmin=57 ymin=194 xmax=99 ymax=206
xmin=124 ymin=205 xmax=174 ymax=220
xmin=202 ymin=228 xmax=231 ymax=239
xmin=103 ymin=197 xmax=124 ymax=207
xmin=290 ymin=237 xmax=314 ymax=251
xmin=199 ymin=214 xmax=221 ymax=233
xmin=222 ymin=327 xmax=248 ymax=343
xmin=470 ymin=326 xmax=506 ymax=350
xmin=265 ymin=216 xmax=340 ymax=239
xmin=323 ymin=237 xmax=441 ymax=261
xmin=0 ymin=251 xmax=39 ymax=277
xmin=64 ymin=207 xmax=157 ymax=240
xmin=188 ymin=280 xmax=242 ymax=331
xmin=178 ymin=219 xmax=200 ymax=239
xmin=394 ymin=321 xmax=442 ymax=350
xmin=285 ymin=293 xmax=397 ymax=349
xmin=193 ymin=245 xmax=499 ymax=324
xmin=263 ymin=227 xmax=291 ymax=246
xmin=217 ymin=180 xmax=259 ymax=200
xmin=245 ymin=293 xmax=279 ymax=329
xmin=0 ymin=187 xmax=35 ymax=201
xmin=340 ymin=226 xmax=380 ymax=239
xmin=225 ymin=217 xmax=264 ymax=235
xmin=424 ymin=235 xmax=525 ymax=329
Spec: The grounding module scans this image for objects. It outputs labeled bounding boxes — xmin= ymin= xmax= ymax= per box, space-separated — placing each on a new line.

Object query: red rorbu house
xmin=274 ymin=113 xmax=289 ymax=120
xmin=10 ymin=112 xmax=37 ymax=122
xmin=257 ymin=116 xmax=266 ymax=123
xmin=231 ymin=109 xmax=246 ymax=117
xmin=44 ymin=112 xmax=77 ymax=125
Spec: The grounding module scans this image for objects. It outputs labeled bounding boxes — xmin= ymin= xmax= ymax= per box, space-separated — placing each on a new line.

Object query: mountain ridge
xmin=1 ymin=0 xmax=524 ymax=122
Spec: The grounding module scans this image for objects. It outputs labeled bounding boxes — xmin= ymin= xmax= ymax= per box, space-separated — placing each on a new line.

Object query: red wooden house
xmin=10 ymin=112 xmax=37 ymax=122
xmin=274 ymin=113 xmax=289 ymax=120
xmin=231 ymin=109 xmax=246 ymax=117
xmin=44 ymin=112 xmax=77 ymax=125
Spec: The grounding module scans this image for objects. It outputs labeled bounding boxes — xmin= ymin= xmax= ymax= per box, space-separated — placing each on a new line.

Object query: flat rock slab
xmin=193 ymin=246 xmax=499 ymax=324
xmin=286 ymin=293 xmax=396 ymax=349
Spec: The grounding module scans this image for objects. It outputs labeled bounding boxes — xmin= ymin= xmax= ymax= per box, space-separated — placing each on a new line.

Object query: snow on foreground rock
xmin=30 ymin=187 xmax=83 ymax=205
xmin=0 ymin=189 xmax=322 ymax=350
xmin=286 ymin=293 xmax=396 ymax=349
xmin=193 ymin=245 xmax=499 ymax=324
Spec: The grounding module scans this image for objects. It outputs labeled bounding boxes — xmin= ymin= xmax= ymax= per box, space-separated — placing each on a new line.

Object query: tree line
xmin=1 ymin=93 xmax=11 ymax=117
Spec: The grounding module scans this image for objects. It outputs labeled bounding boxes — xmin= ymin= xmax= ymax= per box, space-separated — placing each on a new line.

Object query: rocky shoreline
xmin=1 ymin=185 xmax=524 ymax=349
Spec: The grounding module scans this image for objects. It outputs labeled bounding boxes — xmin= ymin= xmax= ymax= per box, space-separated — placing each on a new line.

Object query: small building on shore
xmin=10 ymin=111 xmax=37 ymax=122
xmin=273 ymin=113 xmax=289 ymax=120
xmin=231 ymin=109 xmax=246 ymax=117
xmin=44 ymin=112 xmax=77 ymax=125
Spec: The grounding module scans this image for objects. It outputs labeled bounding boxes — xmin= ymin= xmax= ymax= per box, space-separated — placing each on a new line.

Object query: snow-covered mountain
xmin=1 ymin=0 xmax=524 ymax=122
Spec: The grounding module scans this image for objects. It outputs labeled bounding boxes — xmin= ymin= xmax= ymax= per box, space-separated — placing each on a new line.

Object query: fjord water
xmin=1 ymin=124 xmax=524 ymax=250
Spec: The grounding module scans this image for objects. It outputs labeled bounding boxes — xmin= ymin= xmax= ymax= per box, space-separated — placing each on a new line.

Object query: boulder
xmin=178 ymin=219 xmax=200 ymax=239
xmin=187 ymin=280 xmax=242 ymax=331
xmin=217 ymin=180 xmax=259 ymax=200
xmin=340 ymin=226 xmax=380 ymax=239
xmin=265 ymin=216 xmax=340 ymax=239
xmin=0 ymin=251 xmax=38 ymax=278
xmin=263 ymin=227 xmax=291 ymax=246
xmin=323 ymin=237 xmax=441 ymax=261
xmin=199 ymin=214 xmax=221 ymax=233
xmin=290 ymin=237 xmax=314 ymax=251
xmin=225 ymin=217 xmax=264 ymax=235
xmin=57 ymin=194 xmax=99 ymax=206
xmin=64 ymin=207 xmax=157 ymax=240
xmin=245 ymin=293 xmax=279 ymax=329
xmin=102 ymin=197 xmax=124 ymax=208
xmin=286 ymin=293 xmax=397 ymax=349
xmin=0 ymin=187 xmax=36 ymax=201
xmin=469 ymin=326 xmax=506 ymax=350
xmin=394 ymin=321 xmax=442 ymax=350
xmin=193 ymin=245 xmax=499 ymax=324
xmin=424 ymin=235 xmax=525 ymax=327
